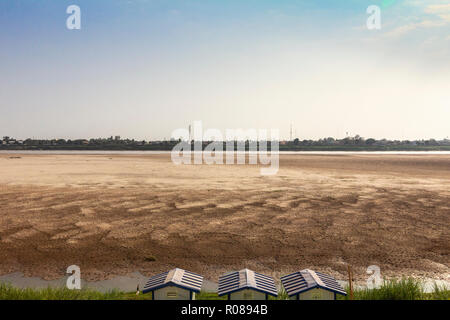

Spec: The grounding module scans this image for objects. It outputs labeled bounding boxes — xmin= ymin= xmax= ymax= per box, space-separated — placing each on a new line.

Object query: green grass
xmin=0 ymin=283 xmax=126 ymax=300
xmin=1 ymin=278 xmax=448 ymax=300
xmin=427 ymin=283 xmax=450 ymax=300
xmin=196 ymin=292 xmax=227 ymax=300
xmin=271 ymin=289 xmax=290 ymax=300
xmin=117 ymin=291 xmax=154 ymax=300
xmin=340 ymin=278 xmax=450 ymax=300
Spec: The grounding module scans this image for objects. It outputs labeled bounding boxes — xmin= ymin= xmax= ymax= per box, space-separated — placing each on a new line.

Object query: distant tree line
xmin=1 ymin=135 xmax=450 ymax=151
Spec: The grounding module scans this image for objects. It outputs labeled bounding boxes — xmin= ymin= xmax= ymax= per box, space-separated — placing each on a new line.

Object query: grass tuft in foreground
xmin=340 ymin=278 xmax=449 ymax=300
xmin=0 ymin=283 xmax=126 ymax=300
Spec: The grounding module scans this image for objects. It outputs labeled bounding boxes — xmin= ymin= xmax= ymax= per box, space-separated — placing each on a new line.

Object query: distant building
xmin=281 ymin=269 xmax=346 ymax=300
xmin=142 ymin=268 xmax=203 ymax=300
xmin=218 ymin=269 xmax=278 ymax=300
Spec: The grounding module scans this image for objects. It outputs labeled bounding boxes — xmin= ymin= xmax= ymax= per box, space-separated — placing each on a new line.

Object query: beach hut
xmin=218 ymin=269 xmax=278 ymax=300
xmin=280 ymin=269 xmax=346 ymax=300
xmin=142 ymin=268 xmax=203 ymax=300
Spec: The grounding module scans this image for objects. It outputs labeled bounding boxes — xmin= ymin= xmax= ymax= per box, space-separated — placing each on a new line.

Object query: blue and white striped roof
xmin=218 ymin=269 xmax=278 ymax=297
xmin=142 ymin=268 xmax=203 ymax=294
xmin=280 ymin=269 xmax=346 ymax=297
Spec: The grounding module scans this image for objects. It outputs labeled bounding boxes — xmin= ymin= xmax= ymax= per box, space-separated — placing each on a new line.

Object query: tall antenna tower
xmin=290 ymin=123 xmax=293 ymax=141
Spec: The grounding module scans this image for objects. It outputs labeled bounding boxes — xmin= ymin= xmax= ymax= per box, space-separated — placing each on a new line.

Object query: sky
xmin=0 ymin=0 xmax=449 ymax=140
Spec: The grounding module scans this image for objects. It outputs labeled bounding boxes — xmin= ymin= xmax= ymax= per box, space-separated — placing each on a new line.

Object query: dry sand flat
xmin=0 ymin=153 xmax=449 ymax=282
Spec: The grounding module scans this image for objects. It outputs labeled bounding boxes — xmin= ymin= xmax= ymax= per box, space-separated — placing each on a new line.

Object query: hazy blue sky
xmin=1 ymin=0 xmax=449 ymax=140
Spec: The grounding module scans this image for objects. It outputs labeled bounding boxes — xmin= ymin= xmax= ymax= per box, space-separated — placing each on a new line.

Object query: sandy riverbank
xmin=0 ymin=153 xmax=449 ymax=283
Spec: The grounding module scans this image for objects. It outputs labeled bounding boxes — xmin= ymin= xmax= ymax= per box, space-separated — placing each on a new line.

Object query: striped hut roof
xmin=142 ymin=268 xmax=203 ymax=294
xmin=218 ymin=269 xmax=278 ymax=297
xmin=280 ymin=269 xmax=346 ymax=297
